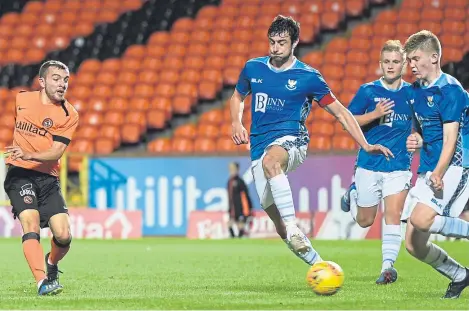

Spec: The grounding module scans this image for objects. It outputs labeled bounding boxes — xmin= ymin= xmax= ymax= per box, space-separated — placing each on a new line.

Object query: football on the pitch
xmin=306 ymin=261 xmax=344 ymax=296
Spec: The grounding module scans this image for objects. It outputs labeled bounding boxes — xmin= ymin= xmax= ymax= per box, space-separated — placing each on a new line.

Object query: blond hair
xmin=404 ymin=30 xmax=441 ymax=58
xmin=381 ymin=40 xmax=405 ymax=56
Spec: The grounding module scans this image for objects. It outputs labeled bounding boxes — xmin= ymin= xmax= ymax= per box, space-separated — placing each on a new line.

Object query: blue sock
xmin=429 ymin=216 xmax=469 ymax=239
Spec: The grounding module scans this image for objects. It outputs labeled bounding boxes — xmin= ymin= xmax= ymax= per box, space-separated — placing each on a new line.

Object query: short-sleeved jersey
xmin=5 ymin=91 xmax=79 ymax=177
xmin=348 ymin=79 xmax=413 ymax=172
xmin=410 ymin=73 xmax=469 ymax=173
xmin=235 ymin=56 xmax=336 ymax=161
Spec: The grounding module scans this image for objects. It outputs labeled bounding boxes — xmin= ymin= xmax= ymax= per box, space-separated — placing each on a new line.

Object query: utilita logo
xmin=94 ymin=176 xmax=228 ymax=229
xmin=0 ymin=207 xmax=142 ymax=239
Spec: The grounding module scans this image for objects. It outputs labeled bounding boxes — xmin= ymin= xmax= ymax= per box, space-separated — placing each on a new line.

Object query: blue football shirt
xmin=348 ymin=79 xmax=414 ymax=172
xmin=410 ymin=73 xmax=469 ymax=173
xmin=235 ymin=56 xmax=336 ymax=161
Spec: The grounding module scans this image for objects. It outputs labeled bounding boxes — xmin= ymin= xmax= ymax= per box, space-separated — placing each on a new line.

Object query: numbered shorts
xmin=354 ymin=167 xmax=412 ymax=207
xmin=3 ymin=165 xmax=68 ymax=229
xmin=251 ymin=135 xmax=307 ymax=209
xmin=401 ymin=166 xmax=469 ymax=221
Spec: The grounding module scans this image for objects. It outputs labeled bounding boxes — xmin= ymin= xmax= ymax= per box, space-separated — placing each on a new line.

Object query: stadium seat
xmin=308 ymin=135 xmax=331 ymax=151
xmin=1 ymin=0 xmax=468 ymax=162
xmin=332 ymin=135 xmax=357 ymax=151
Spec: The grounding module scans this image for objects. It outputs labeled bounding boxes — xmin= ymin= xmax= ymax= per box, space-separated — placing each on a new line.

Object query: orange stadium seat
xmin=0 ymin=0 xmax=145 ymax=65
xmin=310 ymin=122 xmax=334 ymax=137
xmin=147 ymin=138 xmax=171 ymax=154
xmin=172 ymin=138 xmax=195 ymax=154
xmin=308 ymin=136 xmax=331 ymax=151
xmin=174 ymin=124 xmax=198 ymax=139
xmin=194 ymin=138 xmax=217 ymax=153
xmin=332 ymin=135 xmax=357 ymax=151
xmin=4 ymin=0 xmax=467 ymax=159
xmin=100 ymin=125 xmax=121 ymax=148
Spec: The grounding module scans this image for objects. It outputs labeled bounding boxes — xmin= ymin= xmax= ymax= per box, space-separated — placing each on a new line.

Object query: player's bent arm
xmin=353 ymin=111 xmax=380 ymax=127
xmin=230 ymin=89 xmax=246 ymax=125
xmin=30 ymin=141 xmax=68 ymax=162
xmin=324 ymin=100 xmax=370 ymax=150
xmin=433 ymin=122 xmax=459 ymax=177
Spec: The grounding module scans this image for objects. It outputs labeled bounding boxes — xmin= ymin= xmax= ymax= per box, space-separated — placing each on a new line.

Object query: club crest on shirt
xmin=42 ymin=118 xmax=53 ymax=128
xmin=286 ymin=79 xmax=297 ymax=90
xmin=427 ymin=96 xmax=434 ymax=107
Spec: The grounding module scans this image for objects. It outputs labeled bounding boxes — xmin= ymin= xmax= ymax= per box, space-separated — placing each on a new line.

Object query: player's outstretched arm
xmin=6 ymin=141 xmax=68 ymax=162
xmin=324 ymin=100 xmax=394 ymax=159
xmin=230 ymin=89 xmax=249 ymax=145
xmin=354 ymin=99 xmax=394 ymax=126
xmin=429 ymin=122 xmax=459 ymax=191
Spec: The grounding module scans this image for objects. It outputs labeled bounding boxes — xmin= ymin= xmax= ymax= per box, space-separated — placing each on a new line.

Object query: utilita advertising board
xmin=88 ymin=155 xmax=415 ymax=236
xmin=0 ymin=207 xmax=142 ymax=239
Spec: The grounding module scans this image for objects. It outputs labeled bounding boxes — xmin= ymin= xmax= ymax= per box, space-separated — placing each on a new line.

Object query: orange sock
xmin=49 ymin=237 xmax=70 ymax=265
xmin=22 ymin=233 xmax=46 ymax=283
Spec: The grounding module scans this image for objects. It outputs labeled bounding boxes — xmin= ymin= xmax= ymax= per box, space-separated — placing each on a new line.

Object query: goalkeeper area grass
xmin=0 ymin=238 xmax=467 ymax=310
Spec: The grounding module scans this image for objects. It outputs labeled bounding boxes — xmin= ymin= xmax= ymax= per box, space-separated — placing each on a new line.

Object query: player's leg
xmin=261 ymin=141 xmax=308 ymax=253
xmin=405 ymin=219 xmax=469 ymax=298
xmin=251 ymin=143 xmax=321 ymax=265
xmin=409 ymin=167 xmax=469 ymax=239
xmin=455 ymin=205 xmax=469 ymax=241
xmin=341 ymin=168 xmax=380 ymax=227
xmin=228 ymin=217 xmax=236 ymax=238
xmin=375 ymin=171 xmax=411 ymax=284
xmin=4 ymin=169 xmax=62 ymax=295
xmin=374 ymin=191 xmax=406 ymax=284
xmin=264 ymin=203 xmax=321 ymax=265
xmin=236 ymin=216 xmax=246 ymax=238
xmin=40 ymin=176 xmax=71 ymax=289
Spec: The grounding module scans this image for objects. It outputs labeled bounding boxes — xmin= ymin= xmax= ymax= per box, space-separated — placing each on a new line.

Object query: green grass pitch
xmin=0 ymin=238 xmax=467 ymax=310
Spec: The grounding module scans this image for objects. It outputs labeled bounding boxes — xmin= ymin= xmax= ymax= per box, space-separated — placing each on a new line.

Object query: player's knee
xmin=53 ymin=233 xmax=72 ymax=247
xmin=409 ymin=213 xmax=432 ymax=232
xmin=262 ymin=154 xmax=279 ymax=178
xmin=356 ymin=212 xmax=374 ymax=228
xmin=53 ymin=228 xmax=72 ymax=246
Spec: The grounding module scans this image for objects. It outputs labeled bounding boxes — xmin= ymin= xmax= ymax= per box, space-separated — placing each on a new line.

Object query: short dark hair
xmin=39 ymin=60 xmax=69 ymax=78
xmin=267 ymin=15 xmax=300 ymax=43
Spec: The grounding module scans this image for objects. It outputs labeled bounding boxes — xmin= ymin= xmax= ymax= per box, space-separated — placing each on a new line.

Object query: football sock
xmin=429 ymin=216 xmax=469 ymax=239
xmin=269 ymin=174 xmax=296 ymax=226
xmin=49 ymin=236 xmax=71 ymax=265
xmin=381 ymin=224 xmax=401 ymax=271
xmin=22 ymin=232 xmax=46 ymax=283
xmin=422 ymin=242 xmax=466 ymax=282
xmin=350 ymin=188 xmax=358 ymax=222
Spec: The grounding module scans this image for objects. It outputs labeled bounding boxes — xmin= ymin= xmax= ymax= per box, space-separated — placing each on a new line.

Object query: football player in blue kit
xmin=340 ymin=40 xmax=413 ymax=285
xmin=229 ymin=15 xmax=393 ymax=266
xmin=402 ymin=30 xmax=469 ymax=299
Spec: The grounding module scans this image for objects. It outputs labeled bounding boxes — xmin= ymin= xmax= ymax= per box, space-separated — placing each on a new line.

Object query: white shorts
xmin=354 ymin=167 xmax=412 ymax=207
xmin=251 ymin=135 xmax=307 ymax=209
xmin=401 ymin=166 xmax=469 ymax=220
